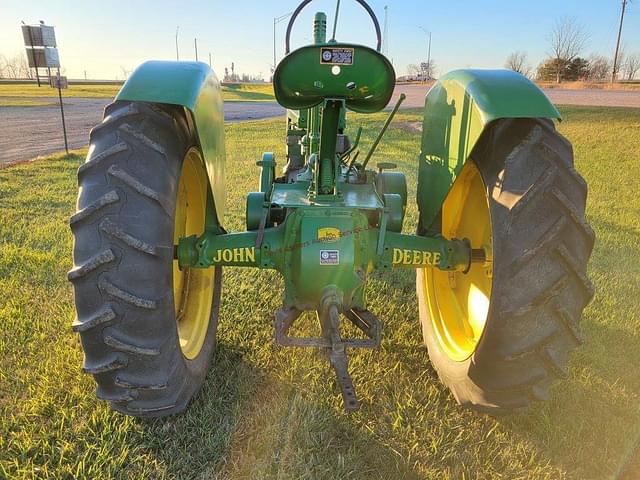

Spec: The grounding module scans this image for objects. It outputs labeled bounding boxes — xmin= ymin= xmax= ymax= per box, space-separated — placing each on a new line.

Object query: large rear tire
xmin=417 ymin=118 xmax=595 ymax=414
xmin=69 ymin=101 xmax=221 ymax=418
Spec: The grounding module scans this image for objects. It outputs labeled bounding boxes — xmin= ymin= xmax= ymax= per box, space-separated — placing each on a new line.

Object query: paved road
xmin=2 ymin=85 xmax=639 ymax=166
xmin=390 ymin=84 xmax=640 ymax=109
xmin=0 ymin=98 xmax=285 ymax=166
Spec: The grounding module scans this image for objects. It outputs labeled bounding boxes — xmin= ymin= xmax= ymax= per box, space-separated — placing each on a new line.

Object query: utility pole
xmin=612 ymin=0 xmax=628 ymax=83
xmin=209 ymin=52 xmax=212 ymax=67
xmin=194 ymin=38 xmax=198 ymax=61
xmin=175 ymin=26 xmax=180 ymax=61
xmin=382 ymin=5 xmax=389 ymax=56
xmin=419 ymin=26 xmax=432 ymax=79
xmin=273 ymin=12 xmax=293 ymax=72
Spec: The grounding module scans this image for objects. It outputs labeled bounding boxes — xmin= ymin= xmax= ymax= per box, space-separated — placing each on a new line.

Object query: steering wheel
xmin=285 ymin=0 xmax=383 ymax=55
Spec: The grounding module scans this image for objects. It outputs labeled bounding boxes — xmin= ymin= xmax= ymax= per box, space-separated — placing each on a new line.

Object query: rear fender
xmin=116 ymin=61 xmax=226 ymax=225
xmin=417 ymin=69 xmax=561 ymax=231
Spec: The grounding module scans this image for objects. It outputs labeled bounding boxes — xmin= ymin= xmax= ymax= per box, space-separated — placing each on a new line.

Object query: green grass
xmin=222 ymin=83 xmax=275 ymax=102
xmin=0 ymin=82 xmax=275 ymax=103
xmin=0 ymin=98 xmax=57 ymax=107
xmin=1 ymin=106 xmax=639 ymax=479
xmin=0 ymin=83 xmax=122 ymax=98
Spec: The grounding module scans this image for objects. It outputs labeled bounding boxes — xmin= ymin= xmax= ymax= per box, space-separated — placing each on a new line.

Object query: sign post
xmin=22 ymin=23 xmax=68 ymax=154
xmin=51 ymin=73 xmax=69 ymax=154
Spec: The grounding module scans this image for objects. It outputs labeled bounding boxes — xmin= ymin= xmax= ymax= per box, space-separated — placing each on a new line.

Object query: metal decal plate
xmin=320 ymin=47 xmax=354 ymax=65
xmin=320 ymin=250 xmax=340 ymax=265
xmin=318 ymin=227 xmax=341 ymax=243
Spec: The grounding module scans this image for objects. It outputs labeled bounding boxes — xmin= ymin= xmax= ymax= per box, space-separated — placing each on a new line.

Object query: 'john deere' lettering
xmin=392 ymin=248 xmax=441 ymax=266
xmin=212 ymin=247 xmax=256 ymax=264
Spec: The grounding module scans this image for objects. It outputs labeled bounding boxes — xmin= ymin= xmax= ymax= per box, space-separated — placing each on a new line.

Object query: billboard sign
xmin=22 ymin=25 xmax=57 ymax=47
xmin=25 ymin=47 xmax=60 ymax=68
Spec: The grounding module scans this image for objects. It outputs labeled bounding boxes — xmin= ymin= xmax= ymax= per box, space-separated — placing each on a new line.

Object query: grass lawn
xmin=1 ymin=106 xmax=639 ymax=479
xmin=0 ymin=83 xmax=122 ymax=98
xmin=0 ymin=83 xmax=275 ymax=104
xmin=0 ymin=98 xmax=57 ymax=107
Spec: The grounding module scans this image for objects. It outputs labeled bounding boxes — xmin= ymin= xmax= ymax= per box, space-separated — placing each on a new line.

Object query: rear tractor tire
xmin=69 ymin=101 xmax=221 ymax=418
xmin=417 ymin=118 xmax=594 ymax=414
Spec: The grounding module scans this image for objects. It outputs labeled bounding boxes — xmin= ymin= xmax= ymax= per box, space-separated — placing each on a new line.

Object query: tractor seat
xmin=273 ymin=43 xmax=396 ymax=114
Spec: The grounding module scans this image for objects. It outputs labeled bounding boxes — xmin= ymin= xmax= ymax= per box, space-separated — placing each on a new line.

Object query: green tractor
xmin=69 ymin=0 xmax=594 ymax=416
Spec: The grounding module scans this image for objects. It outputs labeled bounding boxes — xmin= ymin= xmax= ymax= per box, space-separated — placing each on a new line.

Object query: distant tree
xmin=406 ymin=64 xmax=420 ymax=77
xmin=566 ymin=57 xmax=589 ymax=81
xmin=623 ymin=53 xmax=640 ymax=81
xmin=586 ymin=54 xmax=611 ymax=81
xmin=420 ymin=59 xmax=436 ymax=80
xmin=537 ymin=57 xmax=588 ymax=82
xmin=0 ymin=53 xmax=33 ymax=79
xmin=505 ymin=51 xmax=531 ymax=77
xmin=548 ymin=16 xmax=588 ymax=83
xmin=537 ymin=58 xmax=567 ymax=82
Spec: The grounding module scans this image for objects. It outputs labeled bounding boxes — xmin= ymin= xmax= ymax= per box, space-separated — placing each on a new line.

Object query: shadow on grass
xmin=495 ymin=313 xmax=640 ymax=478
xmin=134 ymin=341 xmax=422 ymax=480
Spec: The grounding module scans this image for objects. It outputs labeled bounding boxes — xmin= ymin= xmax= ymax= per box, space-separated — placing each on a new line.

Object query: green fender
xmin=116 ymin=61 xmax=226 ymax=225
xmin=417 ymin=69 xmax=561 ymax=231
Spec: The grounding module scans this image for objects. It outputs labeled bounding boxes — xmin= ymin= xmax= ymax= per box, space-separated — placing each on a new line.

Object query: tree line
xmin=505 ymin=17 xmax=639 ymax=83
xmin=0 ymin=53 xmax=34 ymax=79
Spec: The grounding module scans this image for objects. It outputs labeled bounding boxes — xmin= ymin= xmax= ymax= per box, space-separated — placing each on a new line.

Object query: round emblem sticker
xmin=322 ymin=50 xmax=332 ymax=62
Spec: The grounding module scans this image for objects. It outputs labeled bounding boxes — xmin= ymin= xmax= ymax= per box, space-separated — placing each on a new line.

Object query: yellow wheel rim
xmin=173 ymin=148 xmax=216 ymax=360
xmin=422 ymin=161 xmax=493 ymax=361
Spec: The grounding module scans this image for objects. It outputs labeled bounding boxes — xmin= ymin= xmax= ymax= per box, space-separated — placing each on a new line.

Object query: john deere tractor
xmin=69 ymin=0 xmax=594 ymax=416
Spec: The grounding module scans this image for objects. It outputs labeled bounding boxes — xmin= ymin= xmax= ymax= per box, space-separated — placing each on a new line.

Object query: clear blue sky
xmin=2 ymin=0 xmax=639 ymax=80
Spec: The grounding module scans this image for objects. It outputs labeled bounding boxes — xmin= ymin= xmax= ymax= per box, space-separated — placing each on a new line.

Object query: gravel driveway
xmin=390 ymin=84 xmax=640 ymax=109
xmin=2 ymin=85 xmax=639 ymax=167
xmin=0 ymin=98 xmax=285 ymax=166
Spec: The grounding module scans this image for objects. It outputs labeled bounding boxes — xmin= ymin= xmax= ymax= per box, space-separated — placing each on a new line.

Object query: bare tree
xmin=548 ymin=17 xmax=588 ymax=83
xmin=586 ymin=54 xmax=611 ymax=81
xmin=420 ymin=59 xmax=436 ymax=80
xmin=0 ymin=53 xmax=33 ymax=79
xmin=505 ymin=51 xmax=531 ymax=77
xmin=623 ymin=53 xmax=640 ymax=81
xmin=406 ymin=64 xmax=420 ymax=77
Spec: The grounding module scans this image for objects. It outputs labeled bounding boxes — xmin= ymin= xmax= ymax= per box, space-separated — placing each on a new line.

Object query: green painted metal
xmin=273 ymin=43 xmax=395 ymax=113
xmin=417 ymin=68 xmax=561 ymax=230
xmin=313 ymin=12 xmax=327 ymax=44
xmin=116 ymin=60 xmax=226 ymax=225
xmin=165 ymin=7 xmax=500 ymax=316
xmin=270 ymin=181 xmax=384 ymax=210
xmin=317 ymin=99 xmax=343 ymax=195
xmin=382 ymin=194 xmax=404 ymax=233
xmin=177 ymin=212 xmax=471 ymax=310
xmin=245 ymin=192 xmax=266 ymax=231
xmin=257 ymin=153 xmax=276 ymax=193
xmin=377 ymin=171 xmax=407 ymax=209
